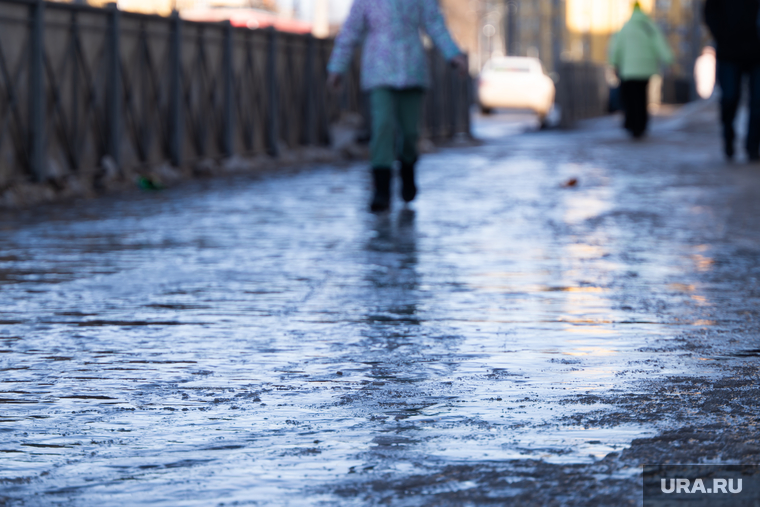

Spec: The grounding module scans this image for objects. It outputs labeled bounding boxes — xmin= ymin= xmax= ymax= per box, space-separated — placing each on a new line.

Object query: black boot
xmin=724 ymin=126 xmax=735 ymax=160
xmin=370 ymin=167 xmax=392 ymax=213
xmin=725 ymin=143 xmax=735 ymax=160
xmin=400 ymin=161 xmax=417 ymax=203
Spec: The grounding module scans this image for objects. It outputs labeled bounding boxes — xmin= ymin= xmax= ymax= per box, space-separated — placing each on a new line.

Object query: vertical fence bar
xmin=303 ymin=33 xmax=314 ymax=146
xmin=568 ymin=63 xmax=576 ymax=126
xmin=28 ymin=0 xmax=45 ymax=181
xmin=317 ymin=39 xmax=330 ymax=146
xmin=169 ymin=11 xmax=182 ymax=166
xmin=266 ymin=26 xmax=278 ymax=157
xmin=194 ymin=25 xmax=206 ymax=157
xmin=241 ymin=33 xmax=254 ymax=153
xmin=429 ymin=53 xmax=440 ymax=140
xmin=138 ymin=22 xmax=148 ymax=161
xmin=106 ymin=3 xmax=121 ymax=166
xmin=464 ymin=55 xmax=472 ymax=138
xmin=280 ymin=34 xmax=291 ymax=148
xmin=70 ymin=11 xmax=80 ymax=170
xmin=439 ymin=53 xmax=446 ymax=138
xmin=449 ymin=63 xmax=458 ymax=138
xmin=551 ymin=0 xmax=562 ymax=73
xmin=222 ymin=20 xmax=234 ymax=157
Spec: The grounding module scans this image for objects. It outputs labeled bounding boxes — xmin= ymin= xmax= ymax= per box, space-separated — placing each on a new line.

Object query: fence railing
xmin=556 ymin=61 xmax=609 ymax=127
xmin=0 ymin=0 xmax=472 ymax=189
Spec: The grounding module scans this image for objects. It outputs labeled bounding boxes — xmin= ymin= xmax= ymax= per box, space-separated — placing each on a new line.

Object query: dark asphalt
xmin=2 ymin=103 xmax=760 ymax=506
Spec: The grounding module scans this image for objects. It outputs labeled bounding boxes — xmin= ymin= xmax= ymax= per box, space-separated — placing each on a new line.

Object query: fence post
xmin=28 ymin=0 xmax=45 ymax=181
xmin=106 ymin=3 xmax=121 ymax=167
xmin=464 ymin=55 xmax=472 ymax=139
xmin=551 ymin=0 xmax=563 ymax=74
xmin=266 ymin=27 xmax=278 ymax=157
xmin=428 ymin=52 xmax=439 ymax=140
xmin=558 ymin=62 xmax=567 ymax=128
xmin=169 ymin=11 xmax=182 ymax=167
xmin=317 ymin=38 xmax=331 ymax=146
xmin=70 ymin=11 xmax=81 ymax=170
xmin=449 ymin=58 xmax=458 ymax=138
xmin=303 ymin=33 xmax=315 ymax=146
xmin=222 ymin=20 xmax=234 ymax=157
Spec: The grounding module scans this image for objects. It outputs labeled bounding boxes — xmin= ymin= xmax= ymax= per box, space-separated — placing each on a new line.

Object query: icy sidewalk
xmin=2 ymin=102 xmax=760 ymax=506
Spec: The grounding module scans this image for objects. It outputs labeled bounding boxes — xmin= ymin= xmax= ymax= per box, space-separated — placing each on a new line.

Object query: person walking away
xmin=609 ymin=2 xmax=673 ymax=138
xmin=704 ymin=0 xmax=760 ymax=161
xmin=327 ymin=0 xmax=467 ymax=212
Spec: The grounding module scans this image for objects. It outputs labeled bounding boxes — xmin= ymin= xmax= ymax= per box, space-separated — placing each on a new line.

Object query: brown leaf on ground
xmin=563 ymin=177 xmax=579 ymax=188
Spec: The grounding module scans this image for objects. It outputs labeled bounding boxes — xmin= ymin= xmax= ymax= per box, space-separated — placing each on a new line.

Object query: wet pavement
xmin=2 ymin=104 xmax=760 ymax=506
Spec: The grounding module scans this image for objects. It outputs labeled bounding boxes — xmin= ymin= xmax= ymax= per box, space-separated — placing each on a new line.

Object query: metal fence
xmin=556 ymin=61 xmax=609 ymax=128
xmin=0 ymin=0 xmax=472 ymax=188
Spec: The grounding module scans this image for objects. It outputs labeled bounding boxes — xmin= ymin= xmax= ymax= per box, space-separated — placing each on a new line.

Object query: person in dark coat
xmin=704 ymin=0 xmax=760 ymax=160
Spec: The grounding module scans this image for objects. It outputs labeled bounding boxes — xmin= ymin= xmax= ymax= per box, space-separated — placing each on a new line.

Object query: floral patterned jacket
xmin=327 ymin=0 xmax=462 ymax=90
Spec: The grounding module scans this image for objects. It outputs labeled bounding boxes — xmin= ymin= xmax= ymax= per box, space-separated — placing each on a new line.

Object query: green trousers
xmin=370 ymin=87 xmax=424 ymax=169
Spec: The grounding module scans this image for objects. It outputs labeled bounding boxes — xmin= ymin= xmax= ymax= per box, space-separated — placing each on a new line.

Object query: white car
xmin=478 ymin=57 xmax=556 ymax=122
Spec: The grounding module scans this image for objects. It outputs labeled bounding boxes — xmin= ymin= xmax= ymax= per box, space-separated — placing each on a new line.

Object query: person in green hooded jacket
xmin=609 ymin=2 xmax=674 ymax=138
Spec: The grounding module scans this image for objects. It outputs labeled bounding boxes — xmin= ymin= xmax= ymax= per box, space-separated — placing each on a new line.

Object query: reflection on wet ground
xmin=2 ymin=103 xmax=760 ymax=505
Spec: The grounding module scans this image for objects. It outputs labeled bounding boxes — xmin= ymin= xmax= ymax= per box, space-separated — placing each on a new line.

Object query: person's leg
xmin=717 ymin=60 xmax=742 ymax=159
xmin=370 ymin=87 xmax=397 ymax=168
xmin=630 ymin=79 xmax=648 ymax=138
xmin=746 ymin=63 xmax=760 ymax=160
xmin=640 ymin=78 xmax=651 ymax=135
xmin=395 ymin=88 xmax=425 ymax=202
xmin=369 ymin=88 xmax=396 ymax=212
xmin=620 ymin=80 xmax=633 ymax=131
xmin=396 ymin=88 xmax=424 ymax=165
